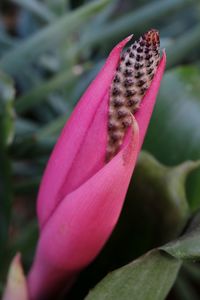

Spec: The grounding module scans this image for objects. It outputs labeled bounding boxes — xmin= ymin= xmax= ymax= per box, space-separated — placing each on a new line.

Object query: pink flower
xmin=3 ymin=253 xmax=28 ymax=300
xmin=28 ymin=32 xmax=166 ymax=300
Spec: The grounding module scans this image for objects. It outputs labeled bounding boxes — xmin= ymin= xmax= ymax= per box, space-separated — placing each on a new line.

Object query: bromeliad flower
xmin=28 ymin=30 xmax=166 ymax=300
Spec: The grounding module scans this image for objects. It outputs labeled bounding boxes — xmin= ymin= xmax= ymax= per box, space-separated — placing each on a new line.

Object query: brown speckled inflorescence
xmin=106 ymin=29 xmax=160 ymax=162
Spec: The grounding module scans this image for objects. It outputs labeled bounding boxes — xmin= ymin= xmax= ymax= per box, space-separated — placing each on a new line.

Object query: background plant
xmin=1 ymin=0 xmax=200 ymax=299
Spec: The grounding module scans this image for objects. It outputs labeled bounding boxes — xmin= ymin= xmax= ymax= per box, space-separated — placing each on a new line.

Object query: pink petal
xmin=37 ymin=35 xmax=133 ymax=229
xmin=3 ymin=254 xmax=28 ymax=300
xmin=28 ymin=42 xmax=166 ymax=300
xmin=28 ymin=120 xmax=139 ymax=300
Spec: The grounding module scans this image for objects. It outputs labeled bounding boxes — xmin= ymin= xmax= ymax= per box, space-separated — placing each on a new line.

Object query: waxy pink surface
xmin=37 ymin=36 xmax=133 ymax=230
xmin=28 ymin=36 xmax=166 ymax=300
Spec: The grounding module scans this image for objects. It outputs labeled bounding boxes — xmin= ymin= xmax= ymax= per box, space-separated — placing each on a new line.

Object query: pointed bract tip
xmin=162 ymin=49 xmax=167 ymax=61
xmin=115 ymin=34 xmax=133 ymax=50
xmin=131 ymin=114 xmax=139 ymax=134
xmin=125 ymin=34 xmax=134 ymax=42
xmin=2 ymin=253 xmax=28 ymax=300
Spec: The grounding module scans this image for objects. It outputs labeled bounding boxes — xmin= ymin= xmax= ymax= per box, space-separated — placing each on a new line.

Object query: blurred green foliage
xmin=1 ymin=0 xmax=200 ymax=299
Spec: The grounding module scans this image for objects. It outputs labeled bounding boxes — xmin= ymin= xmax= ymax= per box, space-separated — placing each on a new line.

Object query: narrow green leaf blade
xmin=12 ymin=0 xmax=56 ymax=22
xmin=144 ymin=65 xmax=200 ymax=210
xmin=0 ymin=72 xmax=15 ymax=267
xmin=166 ymin=25 xmax=200 ymax=69
xmin=15 ymin=63 xmax=90 ymax=113
xmin=161 ymin=213 xmax=200 ymax=260
xmin=0 ymin=72 xmax=15 ymax=145
xmin=85 ymin=250 xmax=181 ymax=300
xmin=0 ymin=0 xmax=110 ymax=75
xmin=66 ymin=0 xmax=193 ymax=60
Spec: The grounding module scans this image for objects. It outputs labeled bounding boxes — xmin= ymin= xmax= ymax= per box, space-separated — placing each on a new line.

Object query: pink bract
xmin=28 ymin=35 xmax=166 ymax=300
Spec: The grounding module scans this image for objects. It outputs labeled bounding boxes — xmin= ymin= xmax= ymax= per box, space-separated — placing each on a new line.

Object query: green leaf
xmin=174 ymin=274 xmax=200 ymax=300
xmin=85 ymin=250 xmax=181 ymax=300
xmin=68 ymin=152 xmax=196 ymax=299
xmin=11 ymin=135 xmax=55 ymax=159
xmin=9 ymin=220 xmax=38 ymax=265
xmin=35 ymin=116 xmax=67 ymax=140
xmin=0 ymin=72 xmax=15 ymax=269
xmin=103 ymin=152 xmax=197 ymax=262
xmin=15 ymin=64 xmax=90 ymax=113
xmin=0 ymin=0 xmax=110 ymax=75
xmin=144 ymin=65 xmax=200 ymax=210
xmin=0 ymin=33 xmax=18 ymax=54
xmin=166 ymin=24 xmax=200 ymax=69
xmin=13 ymin=176 xmax=40 ymax=194
xmin=44 ymin=0 xmax=68 ymax=15
xmin=0 ymin=72 xmax=15 ymax=145
xmin=65 ymin=0 xmax=193 ymax=61
xmin=161 ymin=212 xmax=200 ymax=260
xmin=15 ymin=118 xmax=39 ymax=137
xmin=12 ymin=0 xmax=56 ymax=22
xmin=127 ymin=152 xmax=199 ymax=244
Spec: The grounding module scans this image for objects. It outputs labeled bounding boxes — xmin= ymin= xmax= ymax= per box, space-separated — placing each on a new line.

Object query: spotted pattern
xmin=106 ymin=29 xmax=160 ymax=162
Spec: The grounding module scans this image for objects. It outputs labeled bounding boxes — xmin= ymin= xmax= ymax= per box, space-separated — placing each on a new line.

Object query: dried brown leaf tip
xmin=106 ymin=29 xmax=160 ymax=162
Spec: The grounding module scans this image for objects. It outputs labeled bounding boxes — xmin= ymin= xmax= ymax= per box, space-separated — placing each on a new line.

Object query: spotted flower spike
xmin=28 ymin=30 xmax=166 ymax=300
xmin=107 ymin=29 xmax=160 ymax=161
